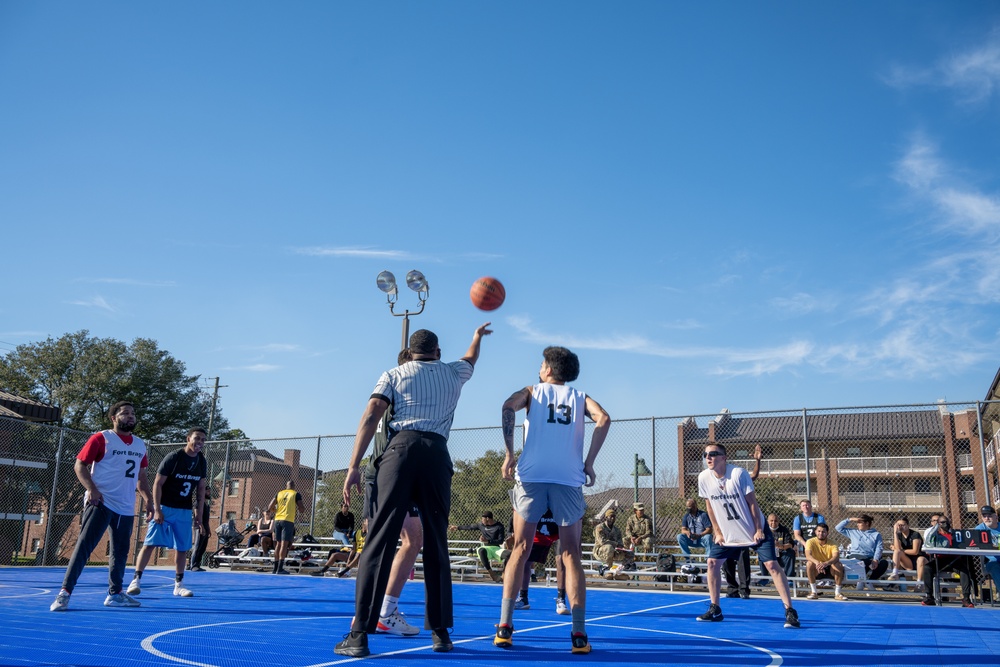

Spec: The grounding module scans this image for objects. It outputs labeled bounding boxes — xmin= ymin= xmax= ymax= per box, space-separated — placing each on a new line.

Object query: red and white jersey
xmin=697 ymin=464 xmax=764 ymax=547
xmin=77 ymin=430 xmax=148 ymax=516
xmin=516 ymin=383 xmax=587 ymax=487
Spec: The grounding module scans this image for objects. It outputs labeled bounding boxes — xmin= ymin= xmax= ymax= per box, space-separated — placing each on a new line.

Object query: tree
xmin=450 ymin=449 xmax=514 ymax=529
xmin=0 ymin=330 xmax=230 ymax=564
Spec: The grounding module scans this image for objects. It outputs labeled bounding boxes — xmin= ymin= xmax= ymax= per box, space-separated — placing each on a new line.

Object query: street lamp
xmin=377 ymin=269 xmax=430 ymax=352
xmin=633 ymin=453 xmax=652 ymax=504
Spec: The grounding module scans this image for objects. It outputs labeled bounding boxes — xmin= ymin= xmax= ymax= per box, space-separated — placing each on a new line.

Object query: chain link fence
xmin=2 ymin=400 xmax=998 ymax=567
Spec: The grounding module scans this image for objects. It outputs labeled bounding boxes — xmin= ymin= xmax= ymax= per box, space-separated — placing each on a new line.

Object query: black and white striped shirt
xmin=371 ymin=359 xmax=474 ymax=439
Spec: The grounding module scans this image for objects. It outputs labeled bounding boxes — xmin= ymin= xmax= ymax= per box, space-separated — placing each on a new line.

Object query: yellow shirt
xmin=274 ymin=489 xmax=299 ymax=522
xmin=805 ymin=537 xmax=838 ymax=563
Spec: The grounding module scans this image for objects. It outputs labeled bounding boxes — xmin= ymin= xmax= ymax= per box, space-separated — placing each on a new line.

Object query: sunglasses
xmin=704 ymin=451 xmax=725 ymax=459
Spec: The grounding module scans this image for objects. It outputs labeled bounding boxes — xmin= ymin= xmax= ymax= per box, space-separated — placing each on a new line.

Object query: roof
xmin=225 ymin=447 xmax=317 ymax=479
xmin=683 ymin=409 xmax=945 ymax=445
xmin=0 ymin=391 xmax=61 ymax=423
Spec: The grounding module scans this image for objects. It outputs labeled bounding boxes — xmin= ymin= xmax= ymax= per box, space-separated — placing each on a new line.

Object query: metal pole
xmin=42 ymin=427 xmax=66 ymax=566
xmin=311 ymin=435 xmax=321 ymax=535
xmin=633 ymin=453 xmax=639 ymax=504
xmin=401 ymin=313 xmax=410 ymax=352
xmin=976 ymin=401 xmax=990 ymax=505
xmin=207 ymin=377 xmax=220 ymax=440
xmin=218 ymin=441 xmax=232 ymax=524
xmin=802 ymin=408 xmax=811 ymax=501
xmin=650 ymin=416 xmax=657 ymax=547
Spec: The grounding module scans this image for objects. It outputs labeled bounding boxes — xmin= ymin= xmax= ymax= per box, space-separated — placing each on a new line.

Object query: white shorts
xmin=511 ymin=481 xmax=586 ymax=526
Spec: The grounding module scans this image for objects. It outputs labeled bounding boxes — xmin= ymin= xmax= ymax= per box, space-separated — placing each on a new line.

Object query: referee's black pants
xmin=352 ymin=430 xmax=453 ymax=633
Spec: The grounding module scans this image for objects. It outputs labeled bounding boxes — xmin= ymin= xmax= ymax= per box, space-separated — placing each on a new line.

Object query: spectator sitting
xmin=593 ymin=509 xmax=634 ymax=576
xmin=246 ymin=510 xmax=274 ymax=555
xmin=805 ymin=522 xmax=847 ymax=601
xmin=971 ymin=506 xmax=1000 ymax=594
xmin=625 ymin=503 xmax=654 ymax=554
xmin=887 ymin=516 xmax=926 ymax=591
xmin=921 ymin=515 xmax=974 ymax=607
xmin=835 ymin=514 xmax=889 ymax=589
xmin=313 ymin=518 xmax=368 ymax=577
xmin=676 ymin=498 xmax=712 ymax=562
xmin=449 ymin=510 xmax=507 ymax=580
xmin=332 ymin=502 xmax=356 ymax=547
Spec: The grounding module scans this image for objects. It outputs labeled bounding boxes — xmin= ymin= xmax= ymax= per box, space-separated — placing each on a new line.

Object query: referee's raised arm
xmin=461 ymin=322 xmax=493 ymax=366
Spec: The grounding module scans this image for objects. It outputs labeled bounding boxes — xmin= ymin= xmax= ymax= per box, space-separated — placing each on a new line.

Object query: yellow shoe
xmin=494 ymin=624 xmax=513 ymax=648
xmin=571 ymin=632 xmax=591 ymax=654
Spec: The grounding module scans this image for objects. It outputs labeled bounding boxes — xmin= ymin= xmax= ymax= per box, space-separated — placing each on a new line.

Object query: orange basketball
xmin=470 ymin=276 xmax=506 ymax=311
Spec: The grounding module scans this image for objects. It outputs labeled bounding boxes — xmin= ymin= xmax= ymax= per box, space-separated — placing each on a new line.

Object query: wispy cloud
xmin=292 ymin=246 xmax=412 ymax=259
xmin=220 ymin=364 xmax=282 ymax=372
xmin=769 ymin=292 xmax=832 ymax=317
xmin=884 ymin=29 xmax=1000 ymax=104
xmin=67 ymin=296 xmax=117 ymax=313
xmin=661 ymin=319 xmax=705 ymax=331
xmin=240 ymin=343 xmax=301 ymax=352
xmin=75 ymin=278 xmax=177 ymax=287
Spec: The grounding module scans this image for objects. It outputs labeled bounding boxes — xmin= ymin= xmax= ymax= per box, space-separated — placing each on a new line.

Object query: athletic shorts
xmin=364 ymin=477 xmax=418 ymax=521
xmin=707 ymin=524 xmax=777 ymax=564
xmin=511 ymin=480 xmax=586 ymax=526
xmin=273 ymin=520 xmax=295 ymax=542
xmin=528 ymin=542 xmax=553 ymax=564
xmin=142 ymin=506 xmax=194 ymax=552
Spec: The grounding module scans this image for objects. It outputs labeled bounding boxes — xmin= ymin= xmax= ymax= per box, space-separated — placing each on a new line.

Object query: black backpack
xmin=655 ymin=553 xmax=676 ymax=582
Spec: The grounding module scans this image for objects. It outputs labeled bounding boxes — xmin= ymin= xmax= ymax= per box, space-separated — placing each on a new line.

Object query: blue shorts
xmin=512 ymin=481 xmax=586 ymax=526
xmin=707 ymin=524 xmax=777 ymax=564
xmin=142 ymin=506 xmax=194 ymax=552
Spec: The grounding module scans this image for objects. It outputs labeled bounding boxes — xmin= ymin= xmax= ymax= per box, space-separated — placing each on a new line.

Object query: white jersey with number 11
xmin=697 ymin=464 xmax=763 ymax=547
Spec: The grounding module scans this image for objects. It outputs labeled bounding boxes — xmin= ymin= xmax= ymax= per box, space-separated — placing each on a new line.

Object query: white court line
xmin=0 ymin=584 xmax=52 ymax=599
xmin=590 ymin=623 xmax=783 ymax=666
xmin=141 ymin=616 xmax=349 ymax=667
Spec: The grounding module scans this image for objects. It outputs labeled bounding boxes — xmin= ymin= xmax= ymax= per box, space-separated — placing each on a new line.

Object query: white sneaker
xmin=126 ymin=579 xmax=141 ymax=595
xmin=376 ymin=610 xmax=420 ymax=636
xmin=174 ymin=584 xmax=194 ymax=597
xmin=104 ymin=592 xmax=141 ymax=607
xmin=556 ymin=598 xmax=570 ymax=615
xmin=50 ymin=590 xmax=71 ymax=612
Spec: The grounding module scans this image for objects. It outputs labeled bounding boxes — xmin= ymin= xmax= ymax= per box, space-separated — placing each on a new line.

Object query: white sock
xmin=810 ymin=583 xmax=818 ymax=593
xmin=380 ymin=595 xmax=399 ymax=617
xmin=835 ymin=585 xmax=842 ymax=595
xmin=891 ymin=567 xmax=898 ymax=575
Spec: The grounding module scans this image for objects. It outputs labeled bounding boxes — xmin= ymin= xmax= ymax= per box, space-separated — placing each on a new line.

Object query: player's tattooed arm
xmin=502 ymin=407 xmax=516 ymax=450
xmin=500 ymin=387 xmax=531 ymax=480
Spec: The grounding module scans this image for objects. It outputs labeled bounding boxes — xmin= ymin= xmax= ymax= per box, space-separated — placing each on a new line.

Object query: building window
xmin=847 ymin=479 xmax=865 ymax=493
xmin=846 ymin=446 xmax=861 ymax=457
xmin=30 ymin=539 xmax=40 ymax=553
xmin=914 ymin=479 xmax=932 ymax=493
xmin=226 ymin=511 xmax=237 ymax=522
xmin=793 ymin=448 xmax=805 ymax=459
xmin=735 ymin=449 xmax=749 ymax=459
xmin=228 ymin=479 xmax=239 ymax=496
xmin=795 ymin=480 xmax=808 ymax=495
xmin=912 ymin=445 xmax=928 ymax=456
xmin=872 ymin=443 xmax=889 ymax=456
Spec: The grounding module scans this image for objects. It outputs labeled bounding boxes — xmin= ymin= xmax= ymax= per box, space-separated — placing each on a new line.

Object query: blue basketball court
xmin=0 ymin=566 xmax=996 ymax=667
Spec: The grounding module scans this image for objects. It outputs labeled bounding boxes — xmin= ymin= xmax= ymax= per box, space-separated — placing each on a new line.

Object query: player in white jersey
xmin=495 ymin=346 xmax=610 ymax=654
xmin=696 ymin=443 xmax=799 ymax=628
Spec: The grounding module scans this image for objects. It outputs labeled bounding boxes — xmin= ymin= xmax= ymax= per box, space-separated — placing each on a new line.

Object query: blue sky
xmin=2 ymin=2 xmax=999 ymax=441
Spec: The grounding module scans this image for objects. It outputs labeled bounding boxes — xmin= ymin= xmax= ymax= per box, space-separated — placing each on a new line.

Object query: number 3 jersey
xmin=77 ymin=429 xmax=149 ymax=516
xmin=516 ymin=383 xmax=586 ymax=487
xmin=157 ymin=448 xmax=208 ymax=509
xmin=697 ymin=463 xmax=765 ymax=547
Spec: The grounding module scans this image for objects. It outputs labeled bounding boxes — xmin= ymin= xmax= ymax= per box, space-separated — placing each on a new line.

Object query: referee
xmin=335 ymin=323 xmax=492 ymax=658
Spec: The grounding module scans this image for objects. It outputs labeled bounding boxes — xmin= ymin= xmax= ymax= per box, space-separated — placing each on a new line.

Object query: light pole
xmin=633 ymin=453 xmax=652 ymax=504
xmin=377 ymin=269 xmax=430 ymax=352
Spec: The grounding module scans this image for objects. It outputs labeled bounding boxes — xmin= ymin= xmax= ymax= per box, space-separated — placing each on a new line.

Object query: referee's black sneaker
xmin=431 ymin=628 xmax=453 ymax=652
xmin=334 ymin=631 xmax=370 ymax=657
xmin=783 ymin=606 xmax=800 ymax=629
xmin=696 ymin=603 xmax=723 ymax=622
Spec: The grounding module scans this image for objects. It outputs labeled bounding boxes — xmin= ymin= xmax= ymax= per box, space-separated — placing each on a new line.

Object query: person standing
xmin=793 ymin=499 xmax=825 ymax=553
xmin=334 ymin=324 xmax=492 ymax=658
xmin=695 ymin=444 xmax=799 ymax=629
xmin=269 ymin=481 xmax=306 ymax=574
xmin=50 ymin=401 xmax=154 ymax=611
xmin=494 ymin=345 xmax=611 ymax=654
xmin=188 ymin=498 xmax=211 ymax=571
xmin=127 ymin=427 xmax=208 ymax=598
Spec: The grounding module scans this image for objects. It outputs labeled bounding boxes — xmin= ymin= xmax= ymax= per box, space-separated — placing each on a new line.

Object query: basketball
xmin=470 ymin=276 xmax=506 ymax=311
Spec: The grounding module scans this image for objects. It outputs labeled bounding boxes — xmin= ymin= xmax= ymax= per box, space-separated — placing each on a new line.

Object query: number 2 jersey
xmin=77 ymin=429 xmax=149 ymax=516
xmin=516 ymin=383 xmax=587 ymax=487
xmin=697 ymin=463 xmax=765 ymax=547
xmin=157 ymin=448 xmax=208 ymax=510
